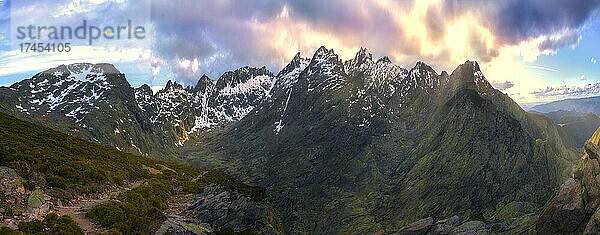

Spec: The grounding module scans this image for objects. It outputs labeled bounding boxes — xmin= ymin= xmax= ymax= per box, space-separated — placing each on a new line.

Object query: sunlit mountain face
xmin=1 ymin=0 xmax=600 ymax=234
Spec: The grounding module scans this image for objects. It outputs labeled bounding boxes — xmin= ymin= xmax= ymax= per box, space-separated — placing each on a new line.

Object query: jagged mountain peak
xmin=292 ymin=52 xmax=302 ymax=61
xmin=215 ymin=66 xmax=274 ymax=92
xmin=409 ymin=61 xmax=438 ymax=81
xmin=312 ymin=46 xmax=340 ymax=63
xmin=234 ymin=65 xmax=271 ymax=75
xmin=344 ymin=47 xmax=374 ymax=72
xmin=221 ymin=66 xmax=273 ymax=80
xmin=278 ymin=52 xmax=310 ymax=77
xmin=273 ymin=52 xmax=311 ymax=93
xmin=412 ymin=61 xmax=434 ymax=71
xmin=452 ymin=60 xmax=483 ymax=75
xmin=355 ymin=47 xmax=372 ymax=62
xmin=191 ymin=74 xmax=215 ymax=94
xmin=163 ymin=80 xmax=184 ymax=91
xmin=136 ymin=84 xmax=152 ymax=93
xmin=377 ymin=56 xmax=392 ymax=64
xmin=196 ymin=74 xmax=214 ymax=87
xmin=449 ymin=60 xmax=493 ymax=92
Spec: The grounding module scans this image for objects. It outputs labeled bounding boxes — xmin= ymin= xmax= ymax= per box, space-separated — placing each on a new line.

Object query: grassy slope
xmin=0 ymin=111 xmax=265 ymax=233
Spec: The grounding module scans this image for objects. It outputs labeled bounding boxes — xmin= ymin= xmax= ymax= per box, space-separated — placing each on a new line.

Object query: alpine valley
xmin=0 ymin=46 xmax=589 ymax=234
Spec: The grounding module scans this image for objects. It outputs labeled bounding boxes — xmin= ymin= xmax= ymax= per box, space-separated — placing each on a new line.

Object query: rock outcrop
xmin=158 ymin=184 xmax=271 ymax=234
xmin=0 ymin=167 xmax=26 ymax=228
xmin=536 ymin=126 xmax=600 ymax=234
xmin=373 ymin=215 xmax=460 ymax=235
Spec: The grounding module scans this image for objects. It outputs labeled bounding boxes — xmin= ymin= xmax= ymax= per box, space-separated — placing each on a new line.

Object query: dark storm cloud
xmin=494 ymin=0 xmax=600 ymax=46
xmin=538 ymin=32 xmax=580 ymax=51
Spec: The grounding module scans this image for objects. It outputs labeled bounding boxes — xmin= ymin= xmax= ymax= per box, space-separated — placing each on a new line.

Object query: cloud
xmin=491 ymin=81 xmax=515 ymax=90
xmin=0 ymin=46 xmax=147 ymax=76
xmin=524 ymin=65 xmax=560 ymax=72
xmin=143 ymin=0 xmax=600 ymax=86
xmin=493 ymin=0 xmax=600 ymax=48
xmin=531 ymin=82 xmax=600 ymax=97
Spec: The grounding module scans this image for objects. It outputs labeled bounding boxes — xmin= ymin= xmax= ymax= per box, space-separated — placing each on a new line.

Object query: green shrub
xmin=23 ymin=180 xmax=36 ymax=191
xmin=87 ymin=181 xmax=169 ymax=233
xmin=87 ymin=201 xmax=126 ymax=228
xmin=17 ymin=219 xmax=43 ymax=234
xmin=0 ymin=227 xmax=21 ymax=235
xmin=46 ymin=175 xmax=68 ymax=189
xmin=55 ymin=165 xmax=79 ymax=183
xmin=44 ymin=213 xmax=83 ymax=235
xmin=15 ymin=213 xmax=83 ymax=235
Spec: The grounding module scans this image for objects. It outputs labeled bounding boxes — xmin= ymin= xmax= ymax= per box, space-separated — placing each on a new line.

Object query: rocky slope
xmin=193 ymin=46 xmax=579 ymax=233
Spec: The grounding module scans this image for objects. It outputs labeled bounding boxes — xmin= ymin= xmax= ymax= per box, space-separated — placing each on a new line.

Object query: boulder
xmin=432 ymin=215 xmax=459 ymax=234
xmin=182 ymin=184 xmax=267 ymax=233
xmin=452 ymin=221 xmax=487 ymax=234
xmin=26 ymin=189 xmax=49 ymax=217
xmin=536 ymin=178 xmax=586 ymax=234
xmin=394 ymin=217 xmax=433 ymax=235
xmin=0 ymin=166 xmax=27 ymax=220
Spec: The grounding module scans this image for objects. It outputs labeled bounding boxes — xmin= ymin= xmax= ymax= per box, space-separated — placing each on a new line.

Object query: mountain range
xmin=0 ymin=46 xmax=583 ymax=233
xmin=193 ymin=46 xmax=579 ymax=233
xmin=0 ymin=63 xmax=276 ymax=161
xmin=530 ymin=96 xmax=600 ymax=116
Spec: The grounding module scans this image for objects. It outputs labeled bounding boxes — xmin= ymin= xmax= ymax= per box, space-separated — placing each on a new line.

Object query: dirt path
xmin=54 ymin=181 xmax=144 ymax=234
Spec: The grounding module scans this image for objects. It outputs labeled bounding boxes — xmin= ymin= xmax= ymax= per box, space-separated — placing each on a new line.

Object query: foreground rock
xmin=373 ymin=215 xmax=461 ymax=235
xmin=395 ymin=217 xmax=434 ymax=234
xmin=536 ymin=126 xmax=600 ymax=234
xmin=158 ymin=184 xmax=273 ymax=234
xmin=536 ymin=178 xmax=585 ymax=234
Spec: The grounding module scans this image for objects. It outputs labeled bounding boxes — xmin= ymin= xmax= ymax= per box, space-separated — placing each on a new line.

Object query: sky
xmin=0 ymin=0 xmax=599 ymax=106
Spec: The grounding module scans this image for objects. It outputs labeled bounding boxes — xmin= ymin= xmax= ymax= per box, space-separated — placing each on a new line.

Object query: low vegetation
xmin=0 ymin=112 xmax=265 ymax=233
xmin=0 ymin=213 xmax=83 ymax=234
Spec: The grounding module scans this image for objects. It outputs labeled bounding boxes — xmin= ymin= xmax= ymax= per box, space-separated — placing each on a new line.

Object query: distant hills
xmin=530 ymin=96 xmax=600 ymax=116
xmin=536 ymin=110 xmax=600 ymax=149
xmin=530 ymin=95 xmax=600 ymax=150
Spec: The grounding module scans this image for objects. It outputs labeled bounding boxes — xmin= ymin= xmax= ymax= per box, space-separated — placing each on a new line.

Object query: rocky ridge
xmin=536 ymin=125 xmax=600 ymax=234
